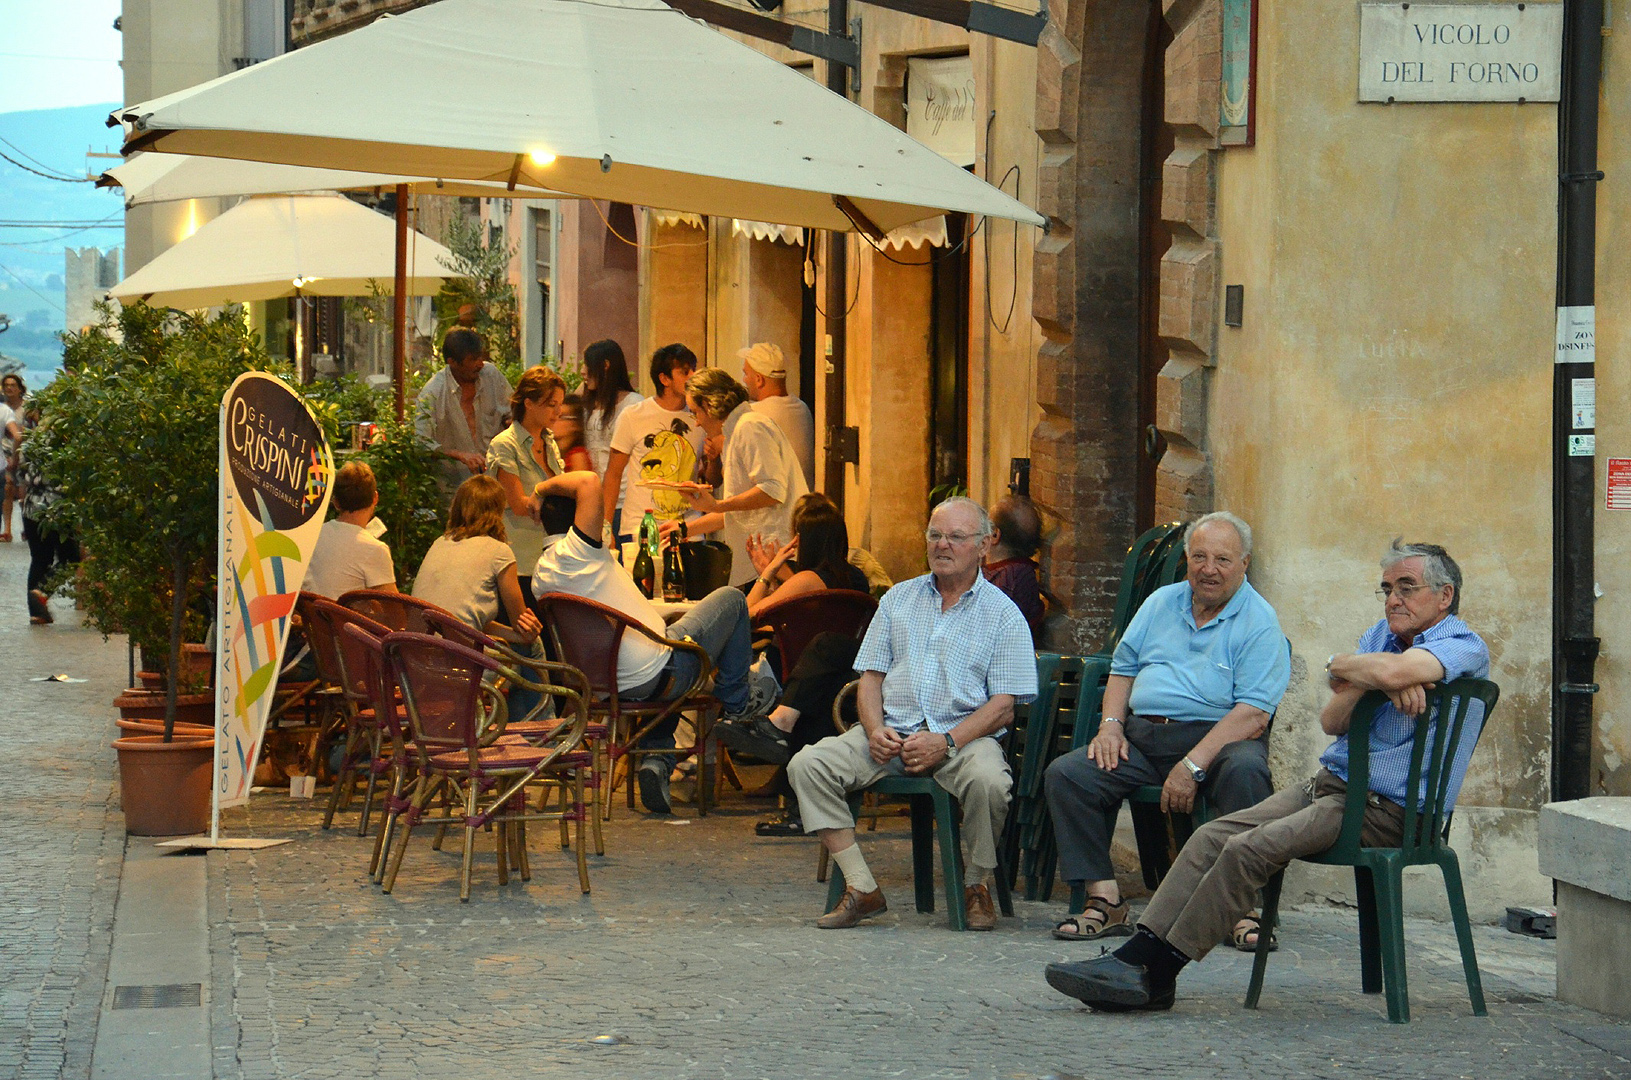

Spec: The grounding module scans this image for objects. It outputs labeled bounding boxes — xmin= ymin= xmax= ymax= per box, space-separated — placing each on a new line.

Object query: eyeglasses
xmin=1375 ymin=582 xmax=1443 ymax=601
xmin=925 ymin=529 xmax=983 ymax=545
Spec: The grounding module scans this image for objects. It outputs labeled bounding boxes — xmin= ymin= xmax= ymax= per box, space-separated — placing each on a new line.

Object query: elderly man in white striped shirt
xmin=788 ymin=497 xmax=1039 ymax=931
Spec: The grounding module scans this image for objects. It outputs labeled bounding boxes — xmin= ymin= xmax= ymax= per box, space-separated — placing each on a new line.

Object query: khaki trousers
xmin=788 ymin=725 xmax=1013 ymax=875
xmin=1140 ymin=769 xmax=1406 ymax=961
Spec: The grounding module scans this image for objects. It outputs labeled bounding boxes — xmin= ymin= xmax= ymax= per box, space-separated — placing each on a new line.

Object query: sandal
xmin=1231 ymin=914 xmax=1278 ymax=952
xmin=1052 ymin=895 xmax=1133 ymax=941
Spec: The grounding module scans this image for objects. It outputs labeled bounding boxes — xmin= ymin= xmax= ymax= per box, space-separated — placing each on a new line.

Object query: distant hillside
xmin=0 ymin=102 xmax=125 ymax=385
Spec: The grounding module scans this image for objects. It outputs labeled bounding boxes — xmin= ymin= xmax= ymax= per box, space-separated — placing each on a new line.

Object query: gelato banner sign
xmin=1359 ymin=2 xmax=1563 ymax=103
xmin=213 ymin=372 xmax=333 ymax=824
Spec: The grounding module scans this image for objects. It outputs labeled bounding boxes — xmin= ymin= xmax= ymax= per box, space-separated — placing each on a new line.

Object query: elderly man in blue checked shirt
xmin=1044 ymin=511 xmax=1290 ymax=946
xmin=1045 ymin=540 xmax=1490 ymax=1012
xmin=788 ymin=496 xmax=1038 ymax=931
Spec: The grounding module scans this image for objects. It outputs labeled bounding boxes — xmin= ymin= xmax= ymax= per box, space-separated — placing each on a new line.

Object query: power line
xmin=0 ymin=215 xmax=124 ymax=248
xmin=0 ymin=147 xmax=93 ymax=183
xmin=0 ymin=262 xmax=65 ymax=314
xmin=0 ymin=135 xmax=81 ymax=178
xmin=0 ymin=221 xmax=124 ymax=228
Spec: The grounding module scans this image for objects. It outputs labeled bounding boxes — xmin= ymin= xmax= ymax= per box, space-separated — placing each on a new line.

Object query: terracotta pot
xmin=135 ymin=645 xmax=215 ymax=692
xmin=113 ymin=735 xmax=215 ymax=836
xmin=114 ymin=690 xmax=214 ymax=728
xmin=115 ymin=717 xmax=215 ymax=739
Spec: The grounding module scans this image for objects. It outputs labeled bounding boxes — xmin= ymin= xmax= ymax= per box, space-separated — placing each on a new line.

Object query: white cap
xmin=738 ymin=342 xmax=787 ymax=379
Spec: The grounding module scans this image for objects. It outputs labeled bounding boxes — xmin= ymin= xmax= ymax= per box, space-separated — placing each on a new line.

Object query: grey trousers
xmin=1043 ymin=717 xmax=1272 ymax=884
xmin=788 ymin=725 xmax=1013 ymax=875
xmin=1141 ymin=769 xmax=1406 ymax=960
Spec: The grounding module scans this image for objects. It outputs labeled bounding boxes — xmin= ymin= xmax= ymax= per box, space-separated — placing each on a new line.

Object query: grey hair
xmin=1381 ymin=539 xmax=1462 ymax=614
xmin=1183 ymin=511 xmax=1253 ymax=559
xmin=930 ymin=496 xmax=993 ymax=539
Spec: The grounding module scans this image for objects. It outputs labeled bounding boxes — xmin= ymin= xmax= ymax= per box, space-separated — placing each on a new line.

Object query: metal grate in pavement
xmin=111 ymin=983 xmax=202 ymax=1010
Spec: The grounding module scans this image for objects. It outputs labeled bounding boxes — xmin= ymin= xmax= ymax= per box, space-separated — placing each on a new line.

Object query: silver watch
xmin=1180 ymin=756 xmax=1207 ymax=783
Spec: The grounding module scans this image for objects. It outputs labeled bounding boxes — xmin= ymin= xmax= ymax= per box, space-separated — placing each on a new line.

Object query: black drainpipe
xmin=1553 ymin=0 xmax=1604 ymax=801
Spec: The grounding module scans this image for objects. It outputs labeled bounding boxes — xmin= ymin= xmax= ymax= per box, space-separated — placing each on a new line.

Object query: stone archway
xmin=1030 ymin=0 xmax=1223 ymax=651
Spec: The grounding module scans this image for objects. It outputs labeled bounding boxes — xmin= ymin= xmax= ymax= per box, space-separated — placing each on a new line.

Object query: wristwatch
xmin=1180 ymin=756 xmax=1207 ymax=783
xmin=943 ymin=732 xmax=960 ymax=759
xmin=1100 ymin=716 xmax=1123 ymax=726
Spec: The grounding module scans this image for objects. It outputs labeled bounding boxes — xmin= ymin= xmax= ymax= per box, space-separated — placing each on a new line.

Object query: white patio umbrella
xmin=109 ymin=0 xmax=1044 ymax=235
xmin=98 ymin=152 xmax=566 ymax=206
xmin=109 ymin=194 xmax=455 ymax=310
xmin=101 ymin=153 xmax=568 ymax=414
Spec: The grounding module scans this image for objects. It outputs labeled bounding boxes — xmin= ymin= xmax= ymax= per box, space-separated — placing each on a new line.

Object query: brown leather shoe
xmin=964 ymin=883 xmax=997 ymax=931
xmin=817 ymin=887 xmax=887 ymax=928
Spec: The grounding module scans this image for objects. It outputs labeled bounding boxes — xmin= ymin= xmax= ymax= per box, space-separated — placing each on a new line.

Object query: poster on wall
xmin=212 ymin=372 xmax=334 ymax=831
xmin=1220 ymin=0 xmax=1257 ymax=146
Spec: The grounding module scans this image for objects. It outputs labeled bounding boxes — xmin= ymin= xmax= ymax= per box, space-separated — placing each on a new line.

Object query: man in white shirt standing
xmin=304 ymin=462 xmax=396 ymax=598
xmin=413 ymin=329 xmax=513 ymax=507
xmin=739 ymin=342 xmax=815 ymax=488
xmin=676 ymin=367 xmax=808 ymax=588
xmin=603 ymin=343 xmax=705 ymax=544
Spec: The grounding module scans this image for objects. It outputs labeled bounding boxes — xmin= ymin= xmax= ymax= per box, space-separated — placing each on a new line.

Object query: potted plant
xmin=39 ymin=302 xmax=287 ymax=834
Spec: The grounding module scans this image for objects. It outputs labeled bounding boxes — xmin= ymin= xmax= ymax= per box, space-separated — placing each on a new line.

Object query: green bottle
xmin=633 ymin=511 xmax=659 ymax=598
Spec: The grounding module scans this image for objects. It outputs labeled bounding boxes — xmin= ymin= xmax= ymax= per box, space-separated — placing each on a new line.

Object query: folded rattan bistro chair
xmin=535 ymin=592 xmax=721 ymax=817
xmin=380 ymin=631 xmax=593 ymax=900
xmin=292 ymin=590 xmax=350 ymax=767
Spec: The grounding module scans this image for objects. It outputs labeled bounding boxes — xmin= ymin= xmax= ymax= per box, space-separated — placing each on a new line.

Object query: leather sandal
xmin=1231 ymin=914 xmax=1278 ymax=952
xmin=1052 ymin=896 xmax=1133 ymax=941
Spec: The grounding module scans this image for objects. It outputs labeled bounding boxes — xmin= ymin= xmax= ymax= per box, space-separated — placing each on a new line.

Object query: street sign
xmin=1359 ymin=3 xmax=1563 ymax=103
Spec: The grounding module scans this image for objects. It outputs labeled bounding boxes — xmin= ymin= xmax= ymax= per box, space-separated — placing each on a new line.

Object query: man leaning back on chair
xmin=1044 ymin=539 xmax=1489 ymax=1012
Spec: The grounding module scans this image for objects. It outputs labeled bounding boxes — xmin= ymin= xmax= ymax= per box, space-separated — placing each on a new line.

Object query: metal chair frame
xmin=536 ymin=591 xmax=721 ymax=817
xmin=380 ymin=631 xmax=593 ymax=900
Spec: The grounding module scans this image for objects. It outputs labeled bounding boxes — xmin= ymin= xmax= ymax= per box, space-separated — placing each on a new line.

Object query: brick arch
xmin=1030 ymin=0 xmax=1222 ymax=651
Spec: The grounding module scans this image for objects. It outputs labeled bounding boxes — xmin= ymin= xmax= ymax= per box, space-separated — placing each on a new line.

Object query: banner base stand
xmin=155 ymin=836 xmax=294 ymax=851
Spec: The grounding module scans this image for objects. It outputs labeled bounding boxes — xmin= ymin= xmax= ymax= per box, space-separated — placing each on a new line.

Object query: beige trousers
xmin=787 ymin=725 xmax=1013 ymax=875
xmin=1140 ymin=769 xmax=1406 ymax=960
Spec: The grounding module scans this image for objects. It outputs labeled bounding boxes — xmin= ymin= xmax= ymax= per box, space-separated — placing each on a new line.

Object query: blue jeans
xmin=626 ymin=586 xmax=751 ymax=766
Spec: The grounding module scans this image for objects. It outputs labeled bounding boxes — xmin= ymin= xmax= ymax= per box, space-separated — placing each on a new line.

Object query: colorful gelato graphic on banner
xmin=214 ymin=373 xmax=333 ymax=814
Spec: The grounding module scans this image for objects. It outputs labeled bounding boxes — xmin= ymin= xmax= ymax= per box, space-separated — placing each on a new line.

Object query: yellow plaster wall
xmin=1592 ymin=27 xmax=1631 ymax=796
xmin=1212 ymin=0 xmax=1557 ymax=837
xmin=637 ymin=218 xmax=709 ymax=395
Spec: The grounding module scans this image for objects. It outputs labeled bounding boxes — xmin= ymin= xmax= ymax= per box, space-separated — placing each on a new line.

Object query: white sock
xmin=830 ymin=843 xmax=877 ymax=894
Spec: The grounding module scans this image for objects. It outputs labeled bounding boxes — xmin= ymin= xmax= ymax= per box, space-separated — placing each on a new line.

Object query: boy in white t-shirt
xmin=304 ymin=462 xmax=396 ymax=599
xmin=602 ymin=343 xmax=705 ymax=543
xmin=530 ymin=469 xmax=771 ymax=814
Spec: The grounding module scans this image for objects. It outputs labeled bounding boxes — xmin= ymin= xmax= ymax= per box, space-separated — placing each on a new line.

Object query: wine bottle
xmin=662 ymin=534 xmax=686 ymax=602
xmin=632 ymin=518 xmax=656 ymax=598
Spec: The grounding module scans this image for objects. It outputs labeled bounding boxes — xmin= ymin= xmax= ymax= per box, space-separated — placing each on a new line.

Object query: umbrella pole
xmin=393 ymin=183 xmax=409 ymax=421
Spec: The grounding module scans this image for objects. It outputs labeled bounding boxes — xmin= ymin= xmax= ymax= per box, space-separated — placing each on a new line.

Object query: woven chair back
xmin=535 ymin=593 xmax=630 ymax=696
xmin=757 ymin=588 xmax=877 ymax=681
xmin=338 ymin=589 xmax=447 ymax=635
xmin=384 ymin=632 xmax=497 ymax=751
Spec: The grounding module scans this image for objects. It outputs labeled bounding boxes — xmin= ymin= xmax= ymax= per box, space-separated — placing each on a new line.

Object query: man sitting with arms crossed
xmin=1045 ymin=540 xmax=1488 ymax=1011
xmin=787 ymin=497 xmax=1037 ymax=931
xmin=528 ymin=469 xmax=768 ymax=815
xmin=1044 ymin=511 xmax=1289 ymax=945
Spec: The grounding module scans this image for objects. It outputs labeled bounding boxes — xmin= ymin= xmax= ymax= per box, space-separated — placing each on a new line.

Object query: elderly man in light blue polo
xmin=788 ymin=496 xmax=1038 ymax=931
xmin=1044 ymin=511 xmax=1289 ymax=945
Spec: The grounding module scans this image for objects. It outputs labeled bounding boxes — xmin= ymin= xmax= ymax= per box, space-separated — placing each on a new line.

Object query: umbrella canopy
xmin=112 ymin=0 xmax=1044 ymax=235
xmin=99 ymin=152 xmax=568 ymax=206
xmin=109 ymin=194 xmax=456 ymax=309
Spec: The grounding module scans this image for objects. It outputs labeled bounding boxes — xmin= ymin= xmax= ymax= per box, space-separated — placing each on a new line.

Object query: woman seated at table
xmin=412 ymin=474 xmax=545 ymax=717
xmin=744 ymin=494 xmax=868 ymax=619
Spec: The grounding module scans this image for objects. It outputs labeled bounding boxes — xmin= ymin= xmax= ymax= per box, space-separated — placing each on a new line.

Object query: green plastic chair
xmin=1244 ymin=678 xmax=1500 ymax=1023
xmin=1091 ymin=523 xmax=1186 ymax=664
xmin=823 ymin=680 xmax=1021 ymax=930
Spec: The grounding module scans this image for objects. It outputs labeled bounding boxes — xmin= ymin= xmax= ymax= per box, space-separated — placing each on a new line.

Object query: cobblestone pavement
xmin=0 ymin=539 xmax=129 ymax=1080
xmin=207 ymin=769 xmax=1631 ymax=1080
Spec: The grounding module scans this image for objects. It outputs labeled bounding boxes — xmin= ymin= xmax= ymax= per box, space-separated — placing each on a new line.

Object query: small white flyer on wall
xmin=1556 ymin=306 xmax=1595 ymax=364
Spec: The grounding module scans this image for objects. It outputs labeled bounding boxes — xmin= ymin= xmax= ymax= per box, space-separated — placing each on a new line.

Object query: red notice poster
xmin=1608 ymin=459 xmax=1631 ymax=511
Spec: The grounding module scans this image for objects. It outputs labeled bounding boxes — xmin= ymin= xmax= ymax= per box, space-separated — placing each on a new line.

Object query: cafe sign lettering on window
xmin=1358 ymin=2 xmax=1563 ymax=103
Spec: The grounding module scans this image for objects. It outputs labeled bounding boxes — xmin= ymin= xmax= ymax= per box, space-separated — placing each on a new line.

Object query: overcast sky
xmin=0 ymin=0 xmax=123 ymax=115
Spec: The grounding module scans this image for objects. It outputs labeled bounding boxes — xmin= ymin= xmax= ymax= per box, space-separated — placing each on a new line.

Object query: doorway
xmin=1136 ymin=5 xmax=1175 ymax=530
xmin=930 ymin=214 xmax=971 ymax=499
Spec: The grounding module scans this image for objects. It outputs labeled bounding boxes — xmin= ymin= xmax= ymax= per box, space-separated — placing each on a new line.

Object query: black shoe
xmin=637 ymin=766 xmax=671 ymax=814
xmin=754 ymin=812 xmax=803 ymax=837
xmin=1044 ymin=953 xmax=1175 ymax=1011
xmin=714 ymin=717 xmax=790 ymax=765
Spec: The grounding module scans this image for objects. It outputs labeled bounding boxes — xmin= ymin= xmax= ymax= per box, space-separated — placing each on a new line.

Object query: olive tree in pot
xmin=38 ymin=303 xmax=286 ymax=833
